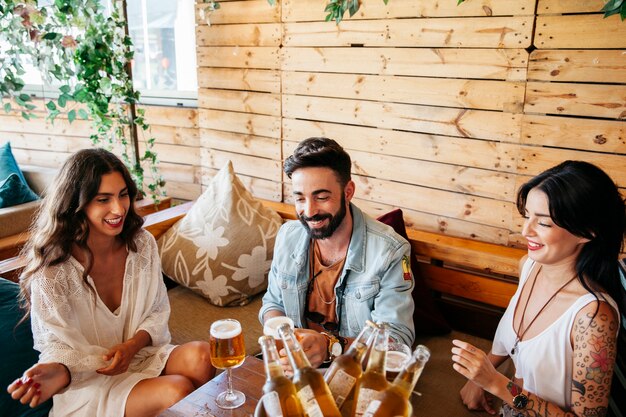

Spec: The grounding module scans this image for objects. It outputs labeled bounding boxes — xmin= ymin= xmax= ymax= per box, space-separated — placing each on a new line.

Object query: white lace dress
xmin=29 ymin=229 xmax=176 ymax=417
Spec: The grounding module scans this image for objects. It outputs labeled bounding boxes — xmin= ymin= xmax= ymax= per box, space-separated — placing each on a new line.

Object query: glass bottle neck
xmin=281 ymin=329 xmax=312 ymax=370
xmin=365 ymin=327 xmax=388 ymax=373
xmin=391 ymin=346 xmax=430 ymax=398
xmin=345 ymin=322 xmax=377 ymax=361
xmin=259 ymin=336 xmax=285 ymax=380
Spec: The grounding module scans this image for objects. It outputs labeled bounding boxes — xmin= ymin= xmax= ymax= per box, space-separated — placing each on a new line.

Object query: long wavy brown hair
xmin=19 ymin=148 xmax=144 ymax=315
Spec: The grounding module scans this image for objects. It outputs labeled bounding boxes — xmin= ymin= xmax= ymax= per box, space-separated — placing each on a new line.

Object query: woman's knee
xmin=166 ymin=341 xmax=215 ymax=384
xmin=159 ymin=375 xmax=195 ymax=406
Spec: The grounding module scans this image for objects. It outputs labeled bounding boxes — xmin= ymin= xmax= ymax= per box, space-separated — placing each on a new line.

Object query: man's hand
xmin=278 ymin=329 xmax=328 ymax=375
xmin=7 ymin=362 xmax=70 ymax=408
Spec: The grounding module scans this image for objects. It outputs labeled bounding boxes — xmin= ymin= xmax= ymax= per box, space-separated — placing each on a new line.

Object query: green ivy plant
xmin=0 ymin=0 xmax=164 ymax=199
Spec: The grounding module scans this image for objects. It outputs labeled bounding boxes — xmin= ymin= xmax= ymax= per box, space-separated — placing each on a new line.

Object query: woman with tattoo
xmin=452 ymin=161 xmax=624 ymax=417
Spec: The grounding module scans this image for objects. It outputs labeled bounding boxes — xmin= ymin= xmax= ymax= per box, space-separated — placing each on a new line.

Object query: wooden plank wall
xmin=2 ymin=0 xmax=625 ymax=250
xmin=0 ymin=103 xmax=201 ymax=201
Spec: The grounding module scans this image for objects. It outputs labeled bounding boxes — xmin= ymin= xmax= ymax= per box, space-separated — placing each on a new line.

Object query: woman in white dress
xmin=7 ymin=148 xmax=215 ymax=417
xmin=452 ymin=161 xmax=624 ymax=417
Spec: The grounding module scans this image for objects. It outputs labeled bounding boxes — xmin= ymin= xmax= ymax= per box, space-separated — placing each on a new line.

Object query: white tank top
xmin=492 ymin=259 xmax=619 ymax=410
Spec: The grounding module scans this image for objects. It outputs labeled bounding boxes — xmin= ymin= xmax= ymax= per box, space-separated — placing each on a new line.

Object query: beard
xmin=298 ymin=194 xmax=348 ymax=240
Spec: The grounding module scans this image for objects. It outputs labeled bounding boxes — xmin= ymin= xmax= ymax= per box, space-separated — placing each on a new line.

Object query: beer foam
xmin=210 ymin=320 xmax=242 ymax=339
xmin=386 ymin=350 xmax=409 ymax=372
xmin=263 ymin=316 xmax=294 ymax=338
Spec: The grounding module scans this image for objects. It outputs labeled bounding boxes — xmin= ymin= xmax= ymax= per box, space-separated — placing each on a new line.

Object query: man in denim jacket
xmin=259 ymin=137 xmax=415 ymax=368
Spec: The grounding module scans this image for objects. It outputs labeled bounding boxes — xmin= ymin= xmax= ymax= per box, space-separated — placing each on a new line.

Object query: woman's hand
xmin=459 ymin=380 xmax=497 ymax=414
xmin=97 ymin=340 xmax=140 ymax=376
xmin=451 ymin=339 xmax=501 ymax=394
xmin=7 ymin=362 xmax=70 ymax=408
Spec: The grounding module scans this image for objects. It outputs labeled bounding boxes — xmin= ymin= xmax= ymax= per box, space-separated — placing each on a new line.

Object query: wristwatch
xmin=508 ymin=381 xmax=528 ymax=409
xmin=321 ymin=332 xmax=343 ymax=361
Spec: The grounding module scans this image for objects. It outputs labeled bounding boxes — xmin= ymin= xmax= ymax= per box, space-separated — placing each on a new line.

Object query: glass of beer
xmin=263 ymin=316 xmax=294 ymax=353
xmin=385 ymin=342 xmax=412 ymax=382
xmin=209 ymin=319 xmax=246 ymax=409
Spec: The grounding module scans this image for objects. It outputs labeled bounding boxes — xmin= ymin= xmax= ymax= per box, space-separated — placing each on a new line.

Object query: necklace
xmin=510 ymin=267 xmax=577 ymax=355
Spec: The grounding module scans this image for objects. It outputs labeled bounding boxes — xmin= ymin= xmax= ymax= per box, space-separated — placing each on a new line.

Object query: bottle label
xmin=355 ymin=388 xmax=379 ymax=417
xmin=262 ymin=391 xmax=284 ymax=417
xmin=363 ymin=400 xmax=381 ymax=417
xmin=297 ymin=385 xmax=324 ymax=417
xmin=327 ymin=368 xmax=357 ymax=408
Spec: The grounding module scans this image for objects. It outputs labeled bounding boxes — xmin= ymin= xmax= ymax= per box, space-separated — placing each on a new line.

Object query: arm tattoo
xmin=571 ymin=379 xmax=586 ymax=396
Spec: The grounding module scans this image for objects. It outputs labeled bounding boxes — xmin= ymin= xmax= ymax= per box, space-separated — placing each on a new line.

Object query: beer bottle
xmin=324 ymin=320 xmax=378 ymax=409
xmin=278 ymin=323 xmax=342 ymax=417
xmin=258 ymin=335 xmax=305 ymax=417
xmin=363 ymin=344 xmax=431 ymax=417
xmin=351 ymin=325 xmax=389 ymax=417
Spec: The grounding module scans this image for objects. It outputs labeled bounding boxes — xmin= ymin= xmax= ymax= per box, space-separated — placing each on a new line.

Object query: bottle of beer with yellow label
xmin=258 ymin=335 xmax=305 ymax=417
xmin=278 ymin=323 xmax=341 ymax=417
xmin=363 ymin=344 xmax=431 ymax=417
xmin=351 ymin=325 xmax=389 ymax=417
xmin=324 ymin=320 xmax=378 ymax=409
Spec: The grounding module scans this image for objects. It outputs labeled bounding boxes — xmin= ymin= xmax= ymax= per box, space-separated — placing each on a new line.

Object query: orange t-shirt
xmin=306 ymin=241 xmax=346 ymax=332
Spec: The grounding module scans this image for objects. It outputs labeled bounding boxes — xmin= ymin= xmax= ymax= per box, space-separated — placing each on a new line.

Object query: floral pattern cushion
xmin=158 ymin=161 xmax=282 ymax=306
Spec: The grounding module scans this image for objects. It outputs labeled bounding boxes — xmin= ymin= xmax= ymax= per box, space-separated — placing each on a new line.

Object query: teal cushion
xmin=0 ymin=142 xmax=28 ymax=185
xmin=0 ymin=279 xmax=51 ymax=417
xmin=0 ymin=173 xmax=39 ymax=209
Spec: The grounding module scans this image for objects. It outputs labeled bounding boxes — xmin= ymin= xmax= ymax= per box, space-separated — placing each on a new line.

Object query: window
xmin=18 ymin=0 xmax=198 ymax=106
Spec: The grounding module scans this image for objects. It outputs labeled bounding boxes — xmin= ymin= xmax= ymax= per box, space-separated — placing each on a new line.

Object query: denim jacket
xmin=259 ymin=204 xmax=415 ymax=346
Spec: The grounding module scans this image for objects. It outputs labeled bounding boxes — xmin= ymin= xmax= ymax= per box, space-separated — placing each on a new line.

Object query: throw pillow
xmin=0 ymin=279 xmax=52 ymax=417
xmin=0 ymin=173 xmax=39 ymax=209
xmin=0 ymin=142 xmax=28 ymax=184
xmin=377 ymin=209 xmax=451 ymax=335
xmin=158 ymin=161 xmax=282 ymax=307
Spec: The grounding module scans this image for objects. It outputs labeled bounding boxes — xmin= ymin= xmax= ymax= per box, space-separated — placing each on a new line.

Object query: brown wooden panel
xmin=528 ymin=50 xmax=626 ymax=83
xmin=195 ymin=0 xmax=280 ymax=25
xmin=2 ymin=133 xmax=91 ymax=152
xmin=198 ymin=88 xmax=281 ymax=116
xmin=283 ymin=95 xmax=522 ymax=143
xmin=419 ymin=263 xmax=517 ymax=308
xmin=198 ymin=109 xmax=281 ymax=139
xmin=537 ymin=0 xmax=604 ymax=14
xmin=11 ymin=148 xmax=73 ymax=168
xmin=143 ymin=202 xmax=193 ymax=240
xmin=144 ymin=107 xmax=198 ymax=129
xmin=410 ymin=231 xmax=524 ymax=277
xmin=154 ymin=162 xmax=199 ymax=184
xmin=535 ymin=14 xmax=626 ymax=49
xmin=197 ymin=46 xmax=280 ymax=69
xmin=160 ymin=180 xmax=202 ymax=202
xmin=282 ymin=119 xmax=519 ymax=173
xmin=282 ymin=47 xmax=528 ymax=80
xmin=149 ymin=126 xmax=200 ymax=147
xmin=283 ymin=0 xmax=535 ymax=21
xmin=521 ymin=114 xmax=626 ymax=152
xmin=200 ymin=148 xmax=281 ymax=182
xmin=284 ymin=17 xmax=533 ymax=48
xmin=196 ymin=23 xmax=281 ymax=46
xmin=200 ymin=129 xmax=281 ymax=160
xmin=352 ymin=198 xmax=512 ymax=246
xmin=282 ymin=71 xmax=525 ymax=112
xmin=0 ymin=114 xmax=93 ymax=136
xmin=202 ymin=167 xmax=282 ymax=201
xmin=518 ymin=147 xmax=626 ymax=188
xmin=197 ymin=68 xmax=281 ymax=93
xmin=139 ymin=143 xmax=200 ymax=166
xmin=525 ymin=81 xmax=626 ymax=119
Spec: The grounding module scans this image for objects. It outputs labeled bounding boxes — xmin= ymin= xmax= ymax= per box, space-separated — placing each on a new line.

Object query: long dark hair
xmin=19 ymin=148 xmax=144 ymax=313
xmin=516 ymin=160 xmax=625 ymax=313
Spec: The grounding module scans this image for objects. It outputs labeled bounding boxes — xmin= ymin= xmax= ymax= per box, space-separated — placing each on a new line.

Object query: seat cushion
xmin=0 ymin=279 xmax=51 ymax=417
xmin=159 ymin=161 xmax=282 ymax=307
xmin=167 ymin=285 xmax=264 ymax=356
xmin=0 ymin=142 xmax=28 ymax=185
xmin=0 ymin=173 xmax=39 ymax=209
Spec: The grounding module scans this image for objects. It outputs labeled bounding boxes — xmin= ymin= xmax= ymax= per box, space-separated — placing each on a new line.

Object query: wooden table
xmin=159 ymin=356 xmax=265 ymax=417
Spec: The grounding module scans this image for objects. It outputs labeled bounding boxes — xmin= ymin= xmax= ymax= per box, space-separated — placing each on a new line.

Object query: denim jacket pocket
xmin=342 ymin=281 xmax=380 ymax=335
xmin=279 ymin=277 xmax=307 ymax=325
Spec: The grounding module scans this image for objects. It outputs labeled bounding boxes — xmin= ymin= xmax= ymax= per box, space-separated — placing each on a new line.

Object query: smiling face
xmin=291 ymin=166 xmax=354 ymax=240
xmin=83 ymin=171 xmax=130 ymax=241
xmin=522 ymin=187 xmax=589 ymax=267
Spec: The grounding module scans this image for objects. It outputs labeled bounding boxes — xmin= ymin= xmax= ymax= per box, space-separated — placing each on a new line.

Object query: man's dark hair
xmin=283 ymin=137 xmax=352 ymax=186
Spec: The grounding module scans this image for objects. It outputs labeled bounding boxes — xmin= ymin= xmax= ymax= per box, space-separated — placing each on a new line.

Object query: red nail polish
xmin=34 ymin=383 xmax=41 ymax=389
xmin=15 ymin=380 xmax=22 ymax=386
